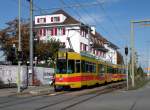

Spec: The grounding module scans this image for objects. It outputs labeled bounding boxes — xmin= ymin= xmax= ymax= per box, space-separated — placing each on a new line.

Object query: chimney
xmin=91 ymin=26 xmax=96 ymax=35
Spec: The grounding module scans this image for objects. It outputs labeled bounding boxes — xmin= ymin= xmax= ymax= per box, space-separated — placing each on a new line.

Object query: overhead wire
xmin=73 ymin=0 xmax=112 ymax=38
xmin=59 ymin=0 xmax=88 ymax=24
xmin=96 ymin=0 xmax=126 ymax=39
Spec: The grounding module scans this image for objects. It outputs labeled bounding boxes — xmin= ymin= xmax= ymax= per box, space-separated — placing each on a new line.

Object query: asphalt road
xmin=0 ymin=82 xmax=150 ymax=110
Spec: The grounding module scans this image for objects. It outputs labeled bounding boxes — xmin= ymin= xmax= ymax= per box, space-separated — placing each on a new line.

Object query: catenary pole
xmin=29 ymin=0 xmax=34 ymax=85
xmin=17 ymin=0 xmax=21 ymax=93
xmin=130 ymin=21 xmax=135 ymax=87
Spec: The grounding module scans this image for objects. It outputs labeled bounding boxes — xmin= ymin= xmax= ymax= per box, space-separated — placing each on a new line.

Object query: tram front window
xmin=56 ymin=59 xmax=67 ymax=74
xmin=56 ymin=59 xmax=75 ymax=74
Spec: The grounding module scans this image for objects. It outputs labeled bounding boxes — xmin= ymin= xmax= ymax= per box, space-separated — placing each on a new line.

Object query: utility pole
xmin=130 ymin=19 xmax=150 ymax=88
xmin=17 ymin=0 xmax=21 ymax=93
xmin=130 ymin=21 xmax=135 ymax=87
xmin=29 ymin=0 xmax=34 ymax=85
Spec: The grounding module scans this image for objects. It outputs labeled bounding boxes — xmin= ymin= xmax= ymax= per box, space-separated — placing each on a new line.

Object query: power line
xmin=59 ymin=0 xmax=87 ymax=24
xmin=96 ymin=0 xmax=126 ymax=39
xmin=34 ymin=2 xmax=101 ymax=12
xmin=73 ymin=0 xmax=112 ymax=37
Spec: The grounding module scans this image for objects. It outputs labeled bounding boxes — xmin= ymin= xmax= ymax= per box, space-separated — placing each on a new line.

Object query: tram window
xmin=112 ymin=68 xmax=115 ymax=74
xmin=93 ymin=63 xmax=96 ymax=73
xmin=108 ymin=67 xmax=113 ymax=73
xmin=68 ymin=60 xmax=75 ymax=73
xmin=114 ymin=69 xmax=117 ymax=74
xmin=107 ymin=66 xmax=111 ymax=73
xmin=86 ymin=62 xmax=90 ymax=73
xmin=81 ymin=61 xmax=85 ymax=72
xmin=89 ymin=63 xmax=92 ymax=73
xmin=76 ymin=60 xmax=80 ymax=73
xmin=99 ymin=64 xmax=105 ymax=75
xmin=56 ymin=59 xmax=67 ymax=74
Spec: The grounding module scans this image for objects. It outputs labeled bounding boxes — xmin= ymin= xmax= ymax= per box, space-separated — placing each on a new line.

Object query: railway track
xmin=0 ymin=81 xmax=126 ymax=110
xmin=36 ymin=81 xmax=126 ymax=110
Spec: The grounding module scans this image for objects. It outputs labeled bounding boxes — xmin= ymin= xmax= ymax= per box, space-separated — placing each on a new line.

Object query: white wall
xmin=0 ymin=65 xmax=54 ymax=86
xmin=104 ymin=44 xmax=117 ymax=64
xmin=35 ymin=14 xmax=66 ymax=25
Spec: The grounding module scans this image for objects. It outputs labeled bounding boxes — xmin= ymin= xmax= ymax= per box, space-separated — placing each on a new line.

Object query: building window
xmin=57 ymin=27 xmax=66 ymax=36
xmin=80 ymin=43 xmax=82 ymax=51
xmin=81 ymin=43 xmax=88 ymax=51
xmin=96 ymin=50 xmax=98 ymax=55
xmin=51 ymin=28 xmax=54 ymax=36
xmin=54 ymin=17 xmax=60 ymax=22
xmin=39 ymin=27 xmax=66 ymax=37
xmin=85 ymin=44 xmax=88 ymax=51
xmin=51 ymin=16 xmax=60 ymax=23
xmin=43 ymin=28 xmax=46 ymax=36
xmin=80 ymin=27 xmax=88 ymax=38
xmin=61 ymin=42 xmax=66 ymax=47
xmin=38 ymin=18 xmax=46 ymax=23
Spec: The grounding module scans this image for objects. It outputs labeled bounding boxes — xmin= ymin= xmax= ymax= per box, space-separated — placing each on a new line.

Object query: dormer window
xmin=54 ymin=16 xmax=60 ymax=22
xmin=51 ymin=16 xmax=60 ymax=23
xmin=37 ymin=18 xmax=46 ymax=23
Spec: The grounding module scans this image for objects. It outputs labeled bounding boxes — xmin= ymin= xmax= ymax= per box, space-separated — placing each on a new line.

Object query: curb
xmin=5 ymin=88 xmax=54 ymax=97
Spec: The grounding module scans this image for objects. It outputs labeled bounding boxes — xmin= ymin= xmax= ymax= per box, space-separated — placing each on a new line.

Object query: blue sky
xmin=0 ymin=0 xmax=150 ymax=68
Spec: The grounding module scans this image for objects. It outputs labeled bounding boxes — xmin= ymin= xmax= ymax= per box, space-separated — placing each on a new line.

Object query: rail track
xmin=0 ymin=81 xmax=126 ymax=110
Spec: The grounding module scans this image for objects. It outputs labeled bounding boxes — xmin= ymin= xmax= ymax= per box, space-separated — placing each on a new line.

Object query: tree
xmin=137 ymin=66 xmax=145 ymax=78
xmin=0 ymin=18 xmax=30 ymax=64
xmin=0 ymin=18 xmax=64 ymax=66
xmin=36 ymin=38 xmax=65 ymax=67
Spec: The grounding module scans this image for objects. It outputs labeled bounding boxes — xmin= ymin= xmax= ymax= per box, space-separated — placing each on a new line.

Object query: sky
xmin=0 ymin=0 xmax=150 ymax=68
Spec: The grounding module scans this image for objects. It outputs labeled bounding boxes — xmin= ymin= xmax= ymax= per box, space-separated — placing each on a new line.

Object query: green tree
xmin=137 ymin=66 xmax=145 ymax=78
xmin=36 ymin=38 xmax=65 ymax=67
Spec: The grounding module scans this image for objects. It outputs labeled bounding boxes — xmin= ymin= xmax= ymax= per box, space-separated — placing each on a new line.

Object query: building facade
xmin=34 ymin=10 xmax=122 ymax=64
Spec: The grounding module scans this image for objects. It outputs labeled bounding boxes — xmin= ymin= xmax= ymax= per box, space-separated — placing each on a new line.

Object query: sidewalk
xmin=0 ymin=85 xmax=54 ymax=97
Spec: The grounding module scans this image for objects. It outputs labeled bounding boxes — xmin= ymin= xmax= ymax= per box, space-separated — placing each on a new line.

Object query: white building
xmin=34 ymin=10 xmax=121 ymax=64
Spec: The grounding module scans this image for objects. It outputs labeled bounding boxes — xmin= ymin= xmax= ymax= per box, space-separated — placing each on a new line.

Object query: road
xmin=0 ymin=82 xmax=150 ymax=110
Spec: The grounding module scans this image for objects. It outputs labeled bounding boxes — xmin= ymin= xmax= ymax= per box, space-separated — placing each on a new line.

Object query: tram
xmin=54 ymin=51 xmax=126 ymax=91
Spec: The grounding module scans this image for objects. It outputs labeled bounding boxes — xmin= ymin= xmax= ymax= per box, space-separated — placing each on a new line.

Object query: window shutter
xmin=43 ymin=29 xmax=46 ymax=36
xmin=39 ymin=29 xmax=42 ymax=36
xmin=58 ymin=17 xmax=60 ymax=21
xmin=37 ymin=18 xmax=39 ymax=23
xmin=54 ymin=27 xmax=57 ymax=36
xmin=44 ymin=18 xmax=46 ymax=22
xmin=62 ymin=27 xmax=65 ymax=35
xmin=51 ymin=17 xmax=53 ymax=22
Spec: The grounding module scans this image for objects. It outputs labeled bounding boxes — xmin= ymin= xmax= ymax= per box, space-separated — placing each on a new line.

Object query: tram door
xmin=98 ymin=64 xmax=105 ymax=84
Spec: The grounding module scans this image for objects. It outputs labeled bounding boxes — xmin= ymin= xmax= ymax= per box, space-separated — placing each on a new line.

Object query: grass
xmin=128 ymin=77 xmax=150 ymax=90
